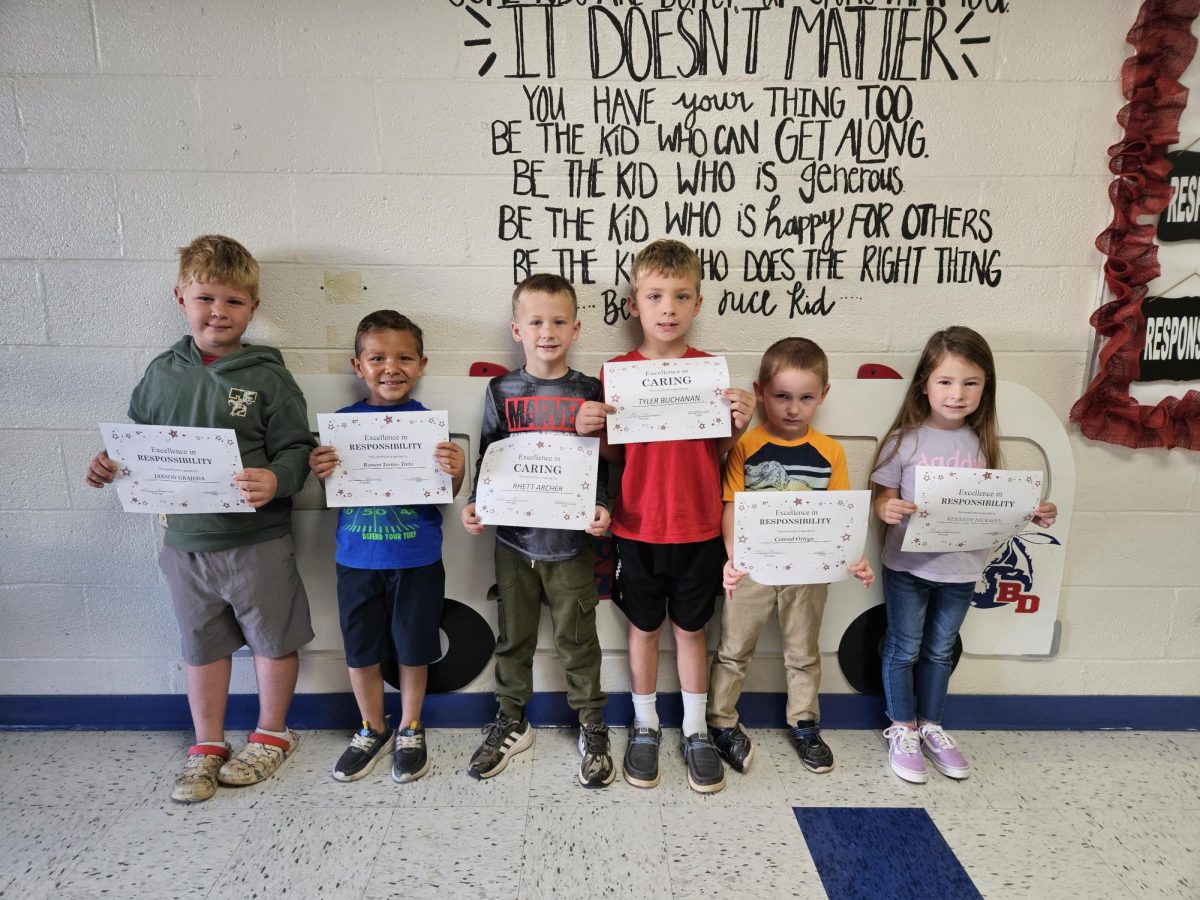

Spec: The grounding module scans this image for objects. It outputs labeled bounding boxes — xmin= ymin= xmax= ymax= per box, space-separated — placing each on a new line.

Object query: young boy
xmin=576 ymin=240 xmax=755 ymax=794
xmin=309 ymin=311 xmax=465 ymax=784
xmin=709 ymin=337 xmax=874 ymax=776
xmin=85 ymin=234 xmax=316 ymax=803
xmin=461 ymin=273 xmax=614 ymax=787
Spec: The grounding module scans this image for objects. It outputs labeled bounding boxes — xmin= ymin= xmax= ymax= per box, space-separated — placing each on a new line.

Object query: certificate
xmin=100 ymin=423 xmax=250 ymax=514
xmin=475 ymin=433 xmax=600 ymax=529
xmin=733 ymin=490 xmax=871 ymax=585
xmin=318 ymin=410 xmax=452 ymax=507
xmin=604 ymin=356 xmax=731 ymax=444
xmin=902 ymin=467 xmax=1043 ymax=552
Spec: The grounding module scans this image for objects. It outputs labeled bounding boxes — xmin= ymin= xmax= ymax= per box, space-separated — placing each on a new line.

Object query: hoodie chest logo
xmin=228 ymin=388 xmax=258 ymax=417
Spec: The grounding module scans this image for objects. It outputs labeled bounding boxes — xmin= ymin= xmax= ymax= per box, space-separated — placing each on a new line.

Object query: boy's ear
xmin=510 ymin=320 xmax=522 ymax=343
xmin=627 ymin=292 xmax=640 ymax=318
xmin=571 ymin=318 xmax=581 ymax=341
xmin=174 ymin=286 xmax=184 ymax=307
xmin=752 ymin=380 xmax=765 ymax=402
xmin=820 ymin=383 xmax=831 ymax=402
xmin=350 ymin=355 xmax=365 ymax=379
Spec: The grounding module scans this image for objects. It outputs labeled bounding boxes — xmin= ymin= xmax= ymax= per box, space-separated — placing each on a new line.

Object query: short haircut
xmin=177 ymin=234 xmax=260 ymax=301
xmin=512 ymin=272 xmax=578 ymax=319
xmin=758 ymin=337 xmax=829 ymax=385
xmin=354 ymin=309 xmax=424 ymax=358
xmin=630 ymin=239 xmax=701 ymax=291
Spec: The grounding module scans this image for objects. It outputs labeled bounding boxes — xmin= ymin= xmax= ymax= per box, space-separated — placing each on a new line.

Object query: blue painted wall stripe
xmin=1 ymin=692 xmax=1198 ymax=731
xmin=794 ymin=807 xmax=981 ymax=900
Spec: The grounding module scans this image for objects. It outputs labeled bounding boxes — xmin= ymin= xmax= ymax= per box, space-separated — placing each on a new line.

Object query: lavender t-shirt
xmin=870 ymin=425 xmax=989 ymax=583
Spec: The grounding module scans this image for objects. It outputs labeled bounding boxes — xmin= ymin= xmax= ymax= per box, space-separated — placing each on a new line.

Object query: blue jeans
xmin=881 ymin=566 xmax=974 ymax=724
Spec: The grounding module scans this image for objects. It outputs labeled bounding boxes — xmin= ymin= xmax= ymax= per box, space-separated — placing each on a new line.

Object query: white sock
xmin=196 ymin=740 xmax=228 ymax=752
xmin=681 ymin=690 xmax=708 ymax=738
xmin=254 ymin=726 xmax=290 ymax=742
xmin=632 ymin=691 xmax=659 ymax=730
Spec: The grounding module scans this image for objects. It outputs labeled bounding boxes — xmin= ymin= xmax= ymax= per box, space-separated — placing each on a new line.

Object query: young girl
xmin=870 ymin=327 xmax=1056 ymax=784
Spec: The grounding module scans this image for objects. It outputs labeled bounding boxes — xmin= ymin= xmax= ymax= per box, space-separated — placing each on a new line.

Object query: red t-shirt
xmin=603 ymin=347 xmax=723 ymax=544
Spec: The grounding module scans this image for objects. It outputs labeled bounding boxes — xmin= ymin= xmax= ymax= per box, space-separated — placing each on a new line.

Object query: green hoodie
xmin=128 ymin=336 xmax=316 ymax=551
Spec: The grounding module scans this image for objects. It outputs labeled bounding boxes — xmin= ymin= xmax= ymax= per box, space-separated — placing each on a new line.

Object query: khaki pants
xmin=493 ymin=543 xmax=605 ymax=725
xmin=707 ymin=577 xmax=828 ymax=728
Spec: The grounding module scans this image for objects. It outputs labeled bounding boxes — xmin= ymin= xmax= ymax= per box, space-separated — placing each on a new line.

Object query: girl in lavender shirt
xmin=870 ymin=327 xmax=1057 ymax=784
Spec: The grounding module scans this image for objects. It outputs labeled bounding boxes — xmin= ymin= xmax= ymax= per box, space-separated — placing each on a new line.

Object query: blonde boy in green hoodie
xmin=86 ymin=235 xmax=316 ymax=803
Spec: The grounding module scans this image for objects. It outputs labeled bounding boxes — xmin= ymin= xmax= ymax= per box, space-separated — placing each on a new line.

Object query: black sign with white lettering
xmin=1139 ymin=295 xmax=1200 ymax=380
xmin=1159 ymin=151 xmax=1200 ymax=242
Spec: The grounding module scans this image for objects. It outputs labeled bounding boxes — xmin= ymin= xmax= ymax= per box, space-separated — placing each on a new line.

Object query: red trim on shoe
xmin=247 ymin=732 xmax=291 ymax=751
xmin=188 ymin=744 xmax=230 ymax=759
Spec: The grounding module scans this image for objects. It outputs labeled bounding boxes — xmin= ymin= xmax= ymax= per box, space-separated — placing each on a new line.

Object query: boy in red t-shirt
xmin=577 ymin=240 xmax=754 ymax=793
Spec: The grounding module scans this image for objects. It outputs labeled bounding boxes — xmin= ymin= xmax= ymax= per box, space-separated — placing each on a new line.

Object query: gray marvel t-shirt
xmin=870 ymin=425 xmax=990 ymax=583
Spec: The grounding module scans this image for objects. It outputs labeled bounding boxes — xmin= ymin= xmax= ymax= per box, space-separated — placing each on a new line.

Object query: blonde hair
xmin=177 ymin=235 xmax=260 ymax=302
xmin=873 ymin=326 xmax=1002 ymax=473
xmin=758 ymin=337 xmax=828 ymax=385
xmin=630 ymin=239 xmax=701 ymax=291
xmin=512 ymin=273 xmax=578 ymax=319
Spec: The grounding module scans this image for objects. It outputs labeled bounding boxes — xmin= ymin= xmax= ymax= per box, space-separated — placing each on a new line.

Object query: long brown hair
xmin=872 ymin=326 xmax=1003 ymax=474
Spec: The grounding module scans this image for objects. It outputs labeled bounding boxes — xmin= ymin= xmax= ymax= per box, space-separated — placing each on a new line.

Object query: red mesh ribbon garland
xmin=1070 ymin=0 xmax=1200 ymax=450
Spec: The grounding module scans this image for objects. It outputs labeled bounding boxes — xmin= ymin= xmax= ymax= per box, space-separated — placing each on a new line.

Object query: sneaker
xmin=218 ymin=730 xmax=299 ymax=786
xmin=883 ymin=725 xmax=928 ymax=784
xmin=919 ymin=724 xmax=970 ymax=779
xmin=790 ymin=720 xmax=834 ymax=774
xmin=622 ymin=725 xmax=662 ymax=789
xmin=392 ymin=723 xmax=430 ymax=783
xmin=171 ymin=743 xmax=229 ymax=803
xmin=468 ymin=712 xmax=533 ymax=780
xmin=680 ymin=732 xmax=727 ymax=794
xmin=577 ymin=722 xmax=616 ymax=788
xmin=332 ymin=722 xmax=394 ymax=782
xmin=709 ymin=723 xmax=754 ymax=773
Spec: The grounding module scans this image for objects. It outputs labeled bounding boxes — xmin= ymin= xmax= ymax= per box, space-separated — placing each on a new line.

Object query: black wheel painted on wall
xmin=837 ymin=605 xmax=963 ymax=696
xmin=380 ymin=598 xmax=496 ymax=694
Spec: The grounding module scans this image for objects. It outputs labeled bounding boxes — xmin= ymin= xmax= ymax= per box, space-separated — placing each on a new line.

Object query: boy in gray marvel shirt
xmin=461 ymin=274 xmax=613 ymax=787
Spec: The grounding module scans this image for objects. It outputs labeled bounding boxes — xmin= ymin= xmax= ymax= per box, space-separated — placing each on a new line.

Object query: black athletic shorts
xmin=612 ymin=535 xmax=724 ymax=632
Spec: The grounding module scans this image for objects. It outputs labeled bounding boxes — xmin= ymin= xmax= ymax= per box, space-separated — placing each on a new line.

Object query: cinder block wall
xmin=1 ymin=0 xmax=1196 ymax=700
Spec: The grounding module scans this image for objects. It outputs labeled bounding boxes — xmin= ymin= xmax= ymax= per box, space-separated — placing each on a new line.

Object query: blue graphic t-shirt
xmin=334 ymin=399 xmax=444 ymax=570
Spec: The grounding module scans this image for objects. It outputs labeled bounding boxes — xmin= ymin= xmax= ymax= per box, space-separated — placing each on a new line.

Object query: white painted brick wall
xmin=0 ymin=0 xmax=1195 ymax=704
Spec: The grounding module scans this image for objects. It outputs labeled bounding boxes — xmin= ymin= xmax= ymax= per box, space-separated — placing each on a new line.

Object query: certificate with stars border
xmin=100 ymin=423 xmax=250 ymax=514
xmin=604 ymin=356 xmax=731 ymax=444
xmin=902 ymin=467 xmax=1043 ymax=553
xmin=318 ymin=410 xmax=452 ymax=508
xmin=733 ymin=490 xmax=870 ymax=586
xmin=475 ymin=433 xmax=599 ymax=530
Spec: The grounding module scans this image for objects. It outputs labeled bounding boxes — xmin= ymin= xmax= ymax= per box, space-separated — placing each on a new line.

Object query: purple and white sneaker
xmin=883 ymin=725 xmax=928 ymax=784
xmin=919 ymin=724 xmax=970 ymax=779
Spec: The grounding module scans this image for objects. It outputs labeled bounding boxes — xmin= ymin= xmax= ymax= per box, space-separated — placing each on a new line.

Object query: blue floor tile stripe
xmin=793 ymin=807 xmax=981 ymax=900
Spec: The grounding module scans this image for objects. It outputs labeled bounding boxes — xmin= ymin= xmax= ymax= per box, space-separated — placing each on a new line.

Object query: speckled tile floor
xmin=0 ymin=728 xmax=1196 ymax=899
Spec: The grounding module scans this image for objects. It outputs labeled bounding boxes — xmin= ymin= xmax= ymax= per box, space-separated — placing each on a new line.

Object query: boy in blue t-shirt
xmin=309 ymin=310 xmax=465 ymax=783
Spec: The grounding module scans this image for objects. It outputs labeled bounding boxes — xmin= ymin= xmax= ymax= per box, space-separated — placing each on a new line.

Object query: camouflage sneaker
xmin=172 ymin=743 xmax=230 ymax=803
xmin=218 ymin=730 xmax=299 ymax=786
xmin=577 ymin=722 xmax=615 ymax=788
xmin=468 ymin=712 xmax=533 ymax=780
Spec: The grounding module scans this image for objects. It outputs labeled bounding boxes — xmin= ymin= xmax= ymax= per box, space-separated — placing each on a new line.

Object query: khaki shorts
xmin=158 ymin=535 xmax=315 ymax=666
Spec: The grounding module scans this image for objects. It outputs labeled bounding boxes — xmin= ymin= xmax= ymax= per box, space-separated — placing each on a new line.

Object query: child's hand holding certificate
xmin=902 ymin=467 xmax=1043 ymax=552
xmin=476 ymin=433 xmax=600 ymax=529
xmin=733 ymin=491 xmax=871 ymax=585
xmin=604 ymin=356 xmax=732 ymax=443
xmin=318 ymin=410 xmax=453 ymax=507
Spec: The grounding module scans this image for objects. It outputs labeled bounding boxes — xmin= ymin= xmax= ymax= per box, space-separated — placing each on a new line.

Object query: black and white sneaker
xmin=709 ymin=722 xmax=754 ymax=773
xmin=622 ymin=725 xmax=662 ymax=789
xmin=392 ymin=723 xmax=430 ymax=783
xmin=577 ymin=722 xmax=615 ymax=788
xmin=790 ymin=720 xmax=834 ymax=774
xmin=681 ymin=732 xmax=727 ymax=794
xmin=332 ymin=722 xmax=394 ymax=782
xmin=468 ymin=712 xmax=533 ymax=779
